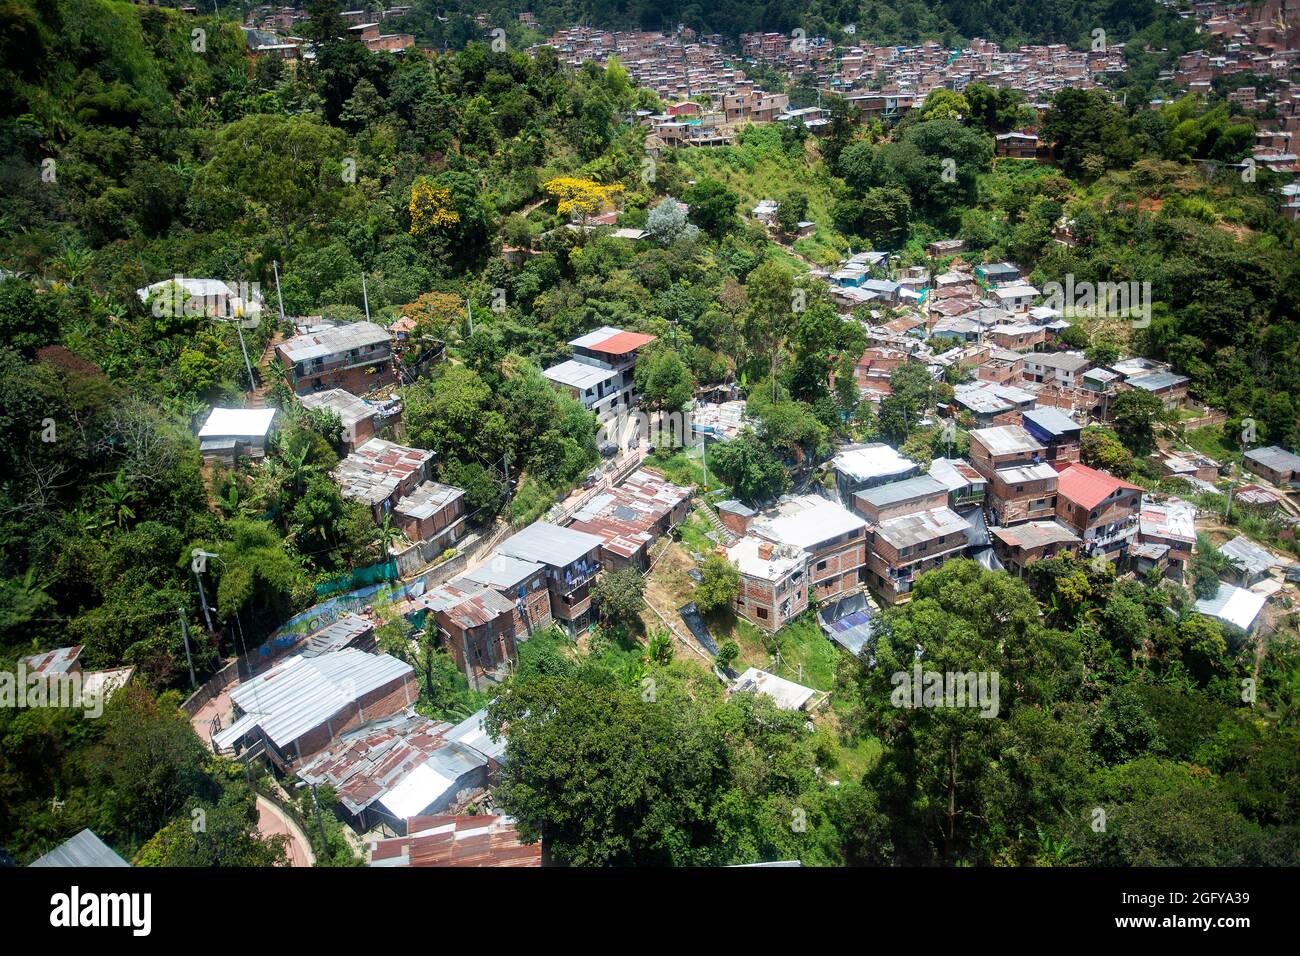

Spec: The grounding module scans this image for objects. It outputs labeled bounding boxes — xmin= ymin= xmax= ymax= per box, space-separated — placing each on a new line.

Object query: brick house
xmin=565 ymin=469 xmax=691 ymax=570
xmin=460 ymin=554 xmax=555 ymax=636
xmin=1020 ymin=407 xmax=1082 ymax=464
xmin=277 ymin=321 xmax=395 ymax=396
xmin=495 ymin=523 xmax=605 ymax=636
xmin=211 ymin=650 xmax=417 ymax=768
xmin=1138 ymin=497 xmax=1197 ymax=580
xmin=990 ymin=521 xmax=1081 ymax=577
xmin=332 ymin=439 xmax=434 ymax=524
xmin=420 ymin=581 xmax=522 ymax=689
xmin=1243 ymin=445 xmax=1300 ymax=486
xmin=853 ymin=475 xmax=971 ymax=604
xmin=969 ymin=425 xmax=1058 ymax=526
xmin=394 ymin=481 xmax=467 ymax=551
xmin=300 ymin=389 xmax=378 ymax=450
xmin=1053 ymin=462 xmax=1144 ymax=562
xmin=746 ymin=495 xmax=869 ymax=603
xmin=727 ymin=537 xmax=809 ymax=632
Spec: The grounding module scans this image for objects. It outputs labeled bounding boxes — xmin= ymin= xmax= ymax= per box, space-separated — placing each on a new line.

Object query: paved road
xmin=256 ymin=794 xmax=316 ymax=867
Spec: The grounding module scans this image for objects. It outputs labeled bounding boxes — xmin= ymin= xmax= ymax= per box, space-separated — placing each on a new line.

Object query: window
xmin=757 ymin=607 xmax=769 ymax=620
xmin=816 ymin=560 xmax=827 ymax=571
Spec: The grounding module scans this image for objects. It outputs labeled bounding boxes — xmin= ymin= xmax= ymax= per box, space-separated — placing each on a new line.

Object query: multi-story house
xmin=542 ymin=326 xmax=657 ymax=421
xmin=277 ymin=321 xmax=394 ymax=396
xmin=1020 ymin=407 xmax=1082 ymax=464
xmin=989 ymin=520 xmax=1081 ymax=576
xmin=1053 ymin=462 xmax=1144 ymax=562
xmin=727 ymin=536 xmax=809 ymax=632
xmin=969 ymin=424 xmax=1059 ymax=526
xmin=852 ymin=475 xmax=971 ymax=604
xmin=495 ymin=523 xmax=605 ymax=636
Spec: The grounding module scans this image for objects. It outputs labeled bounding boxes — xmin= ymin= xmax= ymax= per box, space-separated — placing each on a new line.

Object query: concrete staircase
xmin=695 ymin=499 xmax=737 ymax=547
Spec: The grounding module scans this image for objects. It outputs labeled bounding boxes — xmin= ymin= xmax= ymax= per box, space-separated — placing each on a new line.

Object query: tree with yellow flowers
xmin=542 ymin=177 xmax=624 ymax=227
xmin=408 ymin=177 xmax=461 ymax=236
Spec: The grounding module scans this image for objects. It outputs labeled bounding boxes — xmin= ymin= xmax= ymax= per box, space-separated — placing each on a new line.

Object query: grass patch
xmin=714 ymin=610 xmax=841 ymax=692
xmin=675 ymin=510 xmax=718 ymax=557
xmin=644 ymin=445 xmax=729 ymax=494
xmin=1180 ymin=424 xmax=1235 ymax=463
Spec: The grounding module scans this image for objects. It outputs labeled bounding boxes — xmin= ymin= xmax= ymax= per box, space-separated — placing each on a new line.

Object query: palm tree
xmin=646 ymin=628 xmax=674 ymax=666
xmin=376 ymin=514 xmax=405 ymax=556
xmin=53 ymin=242 xmax=93 ymax=288
xmin=97 ymin=470 xmax=137 ymax=529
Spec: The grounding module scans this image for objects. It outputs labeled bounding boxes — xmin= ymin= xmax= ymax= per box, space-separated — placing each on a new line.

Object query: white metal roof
xmin=972 ymin=424 xmax=1045 ymax=457
xmin=1194 ymin=582 xmax=1267 ymax=631
xmin=832 ymin=444 xmax=918 ymax=483
xmin=198 ymin=407 xmax=277 ymax=439
xmin=753 ymin=495 xmax=867 ymax=551
xmin=542 ymin=359 xmax=620 ymax=390
xmin=216 ymin=650 xmax=412 ymax=751
xmin=731 ymin=667 xmax=817 ymax=711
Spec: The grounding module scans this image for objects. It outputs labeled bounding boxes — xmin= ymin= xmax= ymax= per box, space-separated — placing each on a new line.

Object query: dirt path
xmin=256 ymin=794 xmax=315 ymax=867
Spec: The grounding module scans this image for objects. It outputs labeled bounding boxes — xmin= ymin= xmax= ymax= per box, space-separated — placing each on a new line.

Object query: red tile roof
xmin=1053 ymin=462 xmax=1143 ymax=510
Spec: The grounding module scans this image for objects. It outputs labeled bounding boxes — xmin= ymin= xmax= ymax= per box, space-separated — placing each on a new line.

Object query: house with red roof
xmin=1053 ymin=462 xmax=1144 ymax=562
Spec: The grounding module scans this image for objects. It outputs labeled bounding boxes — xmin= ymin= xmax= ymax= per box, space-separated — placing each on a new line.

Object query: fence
xmin=314 ymin=558 xmax=399 ymax=598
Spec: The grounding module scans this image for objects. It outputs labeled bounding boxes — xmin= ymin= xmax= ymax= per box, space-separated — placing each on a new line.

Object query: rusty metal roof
xmin=566 ymin=469 xmax=691 ymax=559
xmin=296 ymin=714 xmax=491 ymax=819
xmin=369 ymin=814 xmax=541 ymax=867
xmin=21 ymin=645 xmax=83 ymax=675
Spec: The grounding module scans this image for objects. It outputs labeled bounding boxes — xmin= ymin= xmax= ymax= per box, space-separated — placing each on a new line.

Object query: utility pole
xmin=177 ymin=609 xmax=197 ymax=688
xmin=466 ymin=297 xmax=474 ymax=337
xmin=361 ymin=271 xmax=371 ymax=322
xmin=193 ymin=564 xmax=215 ymax=635
xmin=234 ymin=314 xmax=256 ymax=393
xmin=272 ymin=260 xmax=286 ymax=325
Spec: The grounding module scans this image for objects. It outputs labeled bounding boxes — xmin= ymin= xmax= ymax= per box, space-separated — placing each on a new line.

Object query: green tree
xmin=708 ymin=429 xmax=790 ymax=505
xmin=591 ymin=568 xmax=646 ymax=631
xmin=695 ymin=553 xmax=741 ymax=613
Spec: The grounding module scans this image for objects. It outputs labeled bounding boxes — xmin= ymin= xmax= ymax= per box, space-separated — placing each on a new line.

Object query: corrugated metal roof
xmin=1021 ymin=407 xmax=1081 ymax=437
xmin=855 ymin=474 xmax=948 ymax=510
xmin=444 ymin=708 xmax=507 ymax=763
xmin=753 ymin=495 xmax=866 ymax=552
xmin=21 ymin=645 xmax=82 ymax=675
xmin=198 ymin=407 xmax=276 ymax=439
xmin=369 ymin=814 xmax=541 ymax=867
xmin=832 ymin=443 xmax=918 ymax=482
xmin=731 ymin=667 xmax=817 ymax=711
xmin=972 ymin=424 xmax=1044 ymax=457
xmin=277 ymin=321 xmax=390 ymax=363
xmin=928 ymin=457 xmax=986 ymax=491
xmin=542 ymin=359 xmax=620 ymax=390
xmin=496 ymin=522 xmax=605 ymax=569
xmin=461 ymin=554 xmax=545 ymax=591
xmin=29 ymin=829 xmax=129 ymax=868
xmin=295 ymin=714 xmax=489 ymax=819
xmin=1194 ymin=582 xmax=1267 ymax=631
xmin=875 ymin=507 xmax=970 ymax=549
xmin=216 ymin=650 xmax=413 ymax=751
xmin=990 ymin=520 xmax=1079 ymax=549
